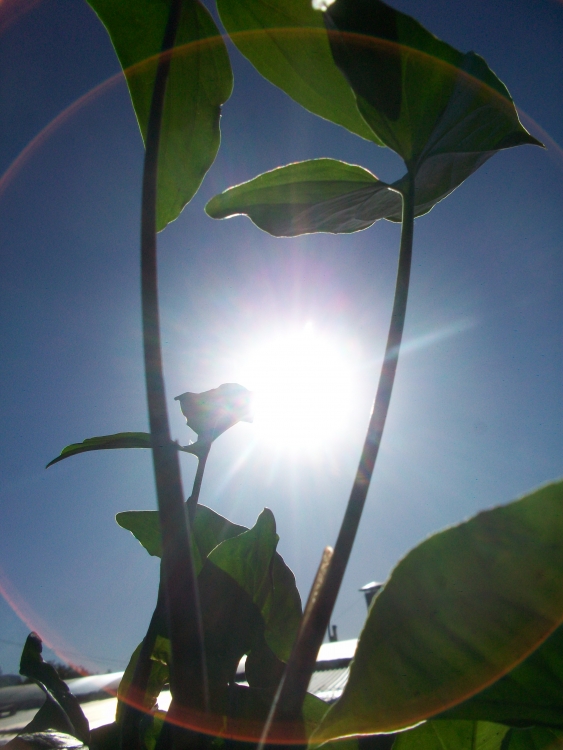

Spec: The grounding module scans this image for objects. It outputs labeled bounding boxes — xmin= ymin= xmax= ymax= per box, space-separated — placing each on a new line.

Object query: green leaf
xmin=502 ymin=727 xmax=563 ymax=750
xmin=205 ymin=157 xmax=465 ymax=237
xmin=46 ymin=432 xmax=152 ymax=468
xmin=86 ymin=0 xmax=233 ymax=230
xmin=393 ymin=721 xmax=509 ymax=750
xmin=209 ymin=508 xmax=302 ymax=662
xmin=116 ymin=503 xmax=247 ymax=567
xmin=116 ymin=637 xmax=169 ymax=723
xmin=206 ymin=158 xmax=401 ymax=236
xmin=305 ymin=694 xmax=358 ymax=750
xmin=324 ymin=0 xmax=541 ymax=161
xmin=215 ymin=0 xmax=379 ymax=143
xmin=313 ymin=480 xmax=563 ymax=740
xmin=439 ymin=624 xmax=563 ymax=728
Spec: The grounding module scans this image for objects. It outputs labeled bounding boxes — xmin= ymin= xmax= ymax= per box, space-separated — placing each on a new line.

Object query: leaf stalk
xmin=140 ymin=0 xmax=207 ymax=717
xmin=271 ymin=169 xmax=416 ymax=719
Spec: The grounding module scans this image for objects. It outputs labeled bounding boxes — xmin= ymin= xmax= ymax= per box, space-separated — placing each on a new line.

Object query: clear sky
xmin=0 ymin=0 xmax=561 ymax=676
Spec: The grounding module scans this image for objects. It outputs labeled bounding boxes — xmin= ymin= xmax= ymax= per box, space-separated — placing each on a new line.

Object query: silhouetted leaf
xmin=216 ymin=0 xmax=380 ymax=143
xmin=393 ymin=721 xmax=509 ymax=750
xmin=19 ymin=634 xmax=89 ymax=745
xmin=86 ymin=0 xmax=233 ymax=230
xmin=116 ymin=503 xmax=246 ymax=564
xmin=209 ymin=508 xmax=302 ymax=662
xmin=313 ymin=480 xmax=563 ymax=740
xmin=439 ymin=624 xmax=563 ymax=728
xmin=46 ymin=433 xmax=152 ymax=468
xmin=175 ymin=383 xmax=253 ymax=442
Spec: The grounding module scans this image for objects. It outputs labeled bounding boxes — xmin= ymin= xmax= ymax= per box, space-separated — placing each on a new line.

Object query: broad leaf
xmin=116 ymin=637 xmax=169 ymax=722
xmin=393 ymin=721 xmax=509 ymax=750
xmin=46 ymin=432 xmax=152 ymax=468
xmin=324 ymin=0 xmax=540 ymax=161
xmin=215 ymin=0 xmax=379 ymax=143
xmin=206 ymin=158 xmax=401 ymax=235
xmin=205 ymin=157 xmax=462 ymax=236
xmin=313 ymin=480 xmax=563 ymax=740
xmin=87 ymin=0 xmax=233 ymax=230
xmin=439 ymin=624 xmax=563 ymax=728
xmin=116 ymin=503 xmax=246 ymax=566
xmin=502 ymin=727 xmax=563 ymax=750
xmin=209 ymin=508 xmax=302 ymax=662
xmin=324 ymin=0 xmax=541 ymax=168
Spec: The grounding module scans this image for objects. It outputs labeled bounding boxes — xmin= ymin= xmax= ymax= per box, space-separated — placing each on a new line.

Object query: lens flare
xmin=237 ymin=323 xmax=355 ymax=451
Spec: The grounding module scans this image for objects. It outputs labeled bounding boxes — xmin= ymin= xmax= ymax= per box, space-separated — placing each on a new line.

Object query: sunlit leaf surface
xmin=324 ymin=0 xmax=542 ymax=177
xmin=439 ymin=624 xmax=563 ymax=728
xmin=393 ymin=721 xmax=509 ymax=750
xmin=502 ymin=727 xmax=563 ymax=750
xmin=46 ymin=432 xmax=152 ymax=468
xmin=216 ymin=0 xmax=380 ymax=142
xmin=86 ymin=0 xmax=233 ymax=230
xmin=116 ymin=503 xmax=246 ymax=565
xmin=313 ymin=480 xmax=563 ymax=739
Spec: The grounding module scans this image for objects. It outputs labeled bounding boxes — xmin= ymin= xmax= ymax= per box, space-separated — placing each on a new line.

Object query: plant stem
xmin=258 ymin=547 xmax=333 ymax=745
xmin=120 ymin=585 xmax=166 ymax=750
xmin=272 ymin=170 xmax=416 ymax=718
xmin=120 ymin=448 xmax=212 ymax=750
xmin=141 ymin=0 xmax=206 ymax=715
xmin=187 ymin=443 xmax=211 ymax=521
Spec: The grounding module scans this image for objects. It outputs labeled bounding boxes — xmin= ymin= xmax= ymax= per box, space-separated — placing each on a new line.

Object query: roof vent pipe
xmin=359 ymin=581 xmax=383 ymax=610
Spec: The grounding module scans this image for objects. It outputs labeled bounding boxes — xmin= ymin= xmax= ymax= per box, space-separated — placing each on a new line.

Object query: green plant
xmin=14 ymin=1 xmax=562 ymax=750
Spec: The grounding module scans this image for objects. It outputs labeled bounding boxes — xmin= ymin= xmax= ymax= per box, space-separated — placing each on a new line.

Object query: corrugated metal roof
xmin=308 ymin=667 xmax=349 ymax=703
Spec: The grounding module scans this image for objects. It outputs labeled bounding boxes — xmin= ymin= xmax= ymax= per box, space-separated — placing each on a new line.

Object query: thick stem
xmin=258 ymin=547 xmax=333 ymax=746
xmin=272 ymin=171 xmax=416 ymax=718
xmin=120 ymin=447 xmax=212 ymax=750
xmin=141 ymin=0 xmax=206 ymax=714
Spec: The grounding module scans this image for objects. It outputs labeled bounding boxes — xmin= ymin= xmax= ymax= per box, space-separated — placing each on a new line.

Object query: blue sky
xmin=0 ymin=0 xmax=562 ymax=676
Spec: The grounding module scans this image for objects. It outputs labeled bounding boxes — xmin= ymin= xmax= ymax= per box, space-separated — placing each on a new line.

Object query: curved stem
xmin=141 ymin=0 xmax=207 ymax=715
xmin=272 ymin=170 xmax=416 ymax=719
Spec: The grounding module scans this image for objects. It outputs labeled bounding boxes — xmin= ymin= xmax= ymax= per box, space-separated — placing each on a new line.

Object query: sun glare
xmin=237 ymin=323 xmax=355 ymax=451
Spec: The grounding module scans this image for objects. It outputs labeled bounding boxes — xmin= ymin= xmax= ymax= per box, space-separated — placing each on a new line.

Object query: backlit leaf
xmin=86 ymin=0 xmax=233 ymax=230
xmin=502 ymin=727 xmax=563 ymax=750
xmin=215 ymin=0 xmax=380 ymax=142
xmin=324 ymin=0 xmax=541 ymax=165
xmin=116 ymin=503 xmax=246 ymax=566
xmin=393 ymin=721 xmax=509 ymax=750
xmin=439 ymin=624 xmax=563 ymax=728
xmin=209 ymin=508 xmax=302 ymax=662
xmin=313 ymin=480 xmax=563 ymax=740
xmin=46 ymin=433 xmax=152 ymax=468
xmin=205 ymin=158 xmax=400 ymax=235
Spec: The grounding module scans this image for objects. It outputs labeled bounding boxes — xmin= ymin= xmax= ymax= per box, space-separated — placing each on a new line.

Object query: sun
xmin=237 ymin=323 xmax=356 ymax=451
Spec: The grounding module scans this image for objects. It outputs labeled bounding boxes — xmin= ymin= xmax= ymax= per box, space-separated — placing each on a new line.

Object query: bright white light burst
xmin=238 ymin=323 xmax=355 ymax=451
